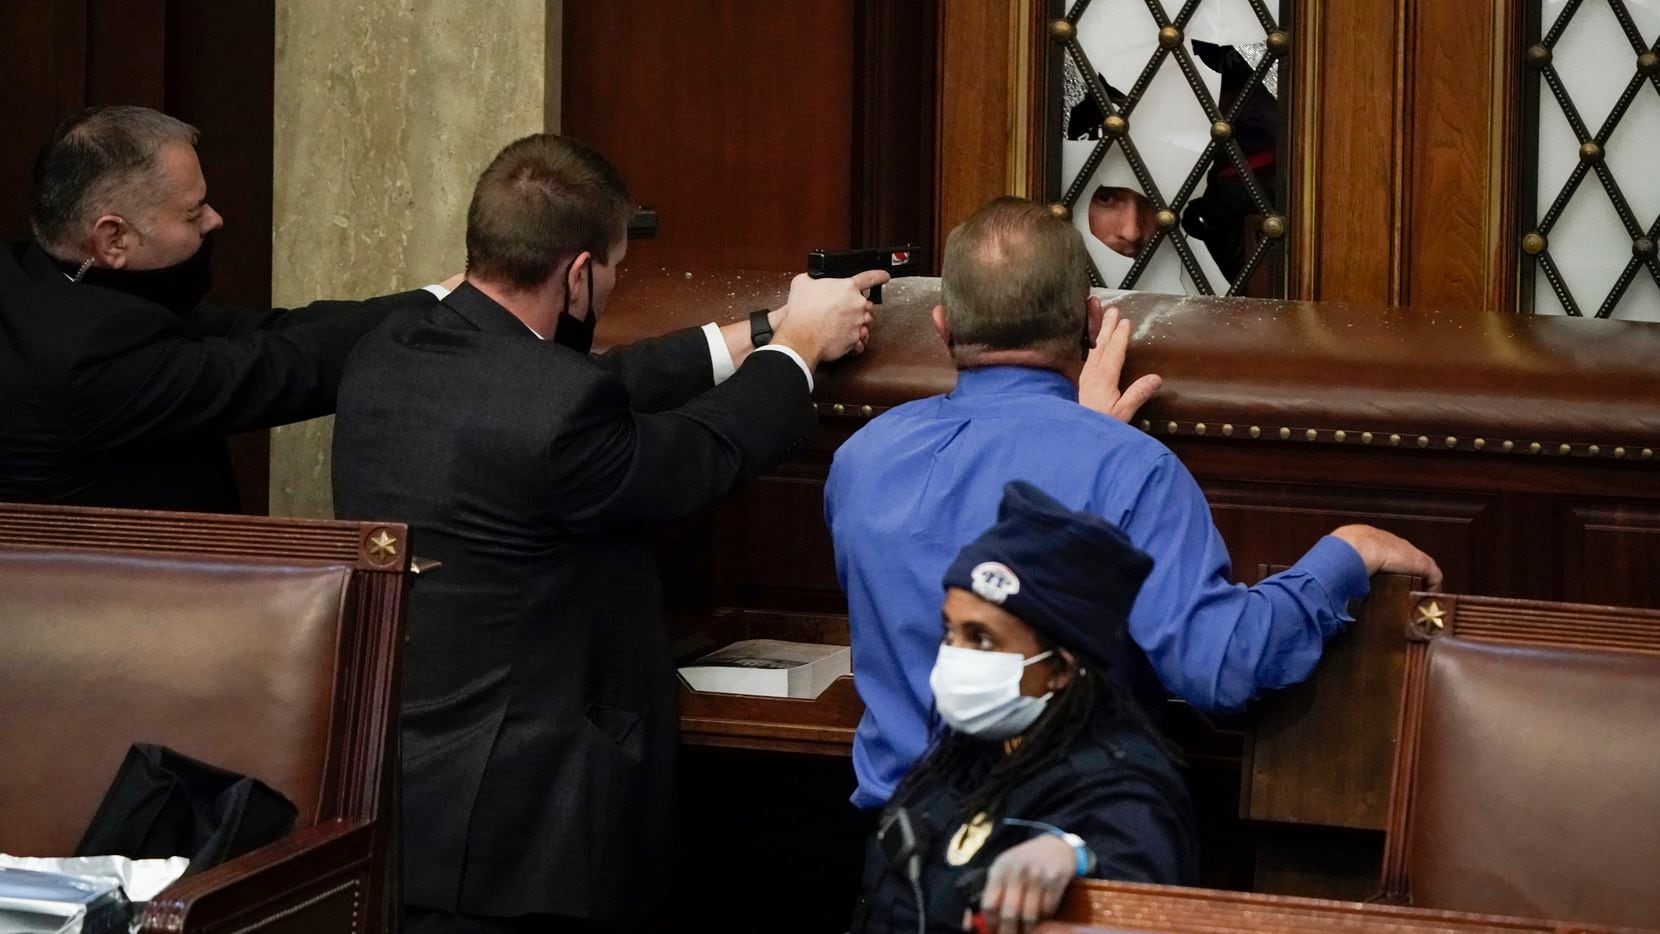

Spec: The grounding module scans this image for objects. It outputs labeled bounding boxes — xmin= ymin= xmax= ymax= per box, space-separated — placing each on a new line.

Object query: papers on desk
xmin=678 ymin=639 xmax=850 ymax=699
xmin=0 ymin=866 xmax=126 ymax=934
xmin=0 ymin=856 xmax=187 ymax=905
xmin=0 ymin=856 xmax=188 ymax=934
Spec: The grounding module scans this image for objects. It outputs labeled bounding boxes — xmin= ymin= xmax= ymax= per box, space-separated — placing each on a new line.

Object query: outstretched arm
xmin=1121 ymin=454 xmax=1437 ymax=711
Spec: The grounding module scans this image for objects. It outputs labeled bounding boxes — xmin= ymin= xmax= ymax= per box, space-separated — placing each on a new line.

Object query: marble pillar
xmin=270 ymin=0 xmax=560 ymax=517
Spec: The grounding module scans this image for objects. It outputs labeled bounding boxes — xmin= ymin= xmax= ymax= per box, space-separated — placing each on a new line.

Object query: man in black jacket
xmin=331 ymin=133 xmax=884 ymax=933
xmin=0 ymin=105 xmax=441 ymax=512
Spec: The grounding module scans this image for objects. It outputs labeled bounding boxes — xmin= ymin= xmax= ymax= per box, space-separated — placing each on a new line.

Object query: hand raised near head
xmin=1079 ymin=303 xmax=1162 ymax=422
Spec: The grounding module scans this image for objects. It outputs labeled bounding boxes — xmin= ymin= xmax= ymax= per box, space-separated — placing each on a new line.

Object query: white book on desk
xmin=677 ymin=639 xmax=851 ymax=699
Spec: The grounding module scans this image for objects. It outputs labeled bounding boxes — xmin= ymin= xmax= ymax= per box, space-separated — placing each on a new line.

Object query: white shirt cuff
xmin=702 ymin=322 xmax=736 ymax=385
xmin=753 ymin=344 xmax=814 ymax=392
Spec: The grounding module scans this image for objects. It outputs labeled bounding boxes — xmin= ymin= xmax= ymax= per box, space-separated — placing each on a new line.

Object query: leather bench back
xmin=0 ymin=548 xmax=351 ymax=857
xmin=1404 ymin=633 xmax=1660 ymax=927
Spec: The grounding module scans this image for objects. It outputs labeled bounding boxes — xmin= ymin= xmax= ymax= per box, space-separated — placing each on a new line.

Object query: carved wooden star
xmin=1415 ymin=600 xmax=1446 ymax=632
xmin=368 ymin=529 xmax=398 ymax=559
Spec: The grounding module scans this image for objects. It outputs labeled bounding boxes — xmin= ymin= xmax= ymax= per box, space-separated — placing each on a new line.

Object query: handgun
xmin=807 ymin=245 xmax=921 ymax=303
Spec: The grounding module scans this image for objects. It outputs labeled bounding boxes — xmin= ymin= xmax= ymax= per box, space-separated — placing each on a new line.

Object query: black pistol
xmin=807 ymin=246 xmax=921 ymax=304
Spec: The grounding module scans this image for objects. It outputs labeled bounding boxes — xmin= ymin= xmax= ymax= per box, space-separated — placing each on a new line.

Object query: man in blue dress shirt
xmin=826 ymin=197 xmax=1442 ymax=810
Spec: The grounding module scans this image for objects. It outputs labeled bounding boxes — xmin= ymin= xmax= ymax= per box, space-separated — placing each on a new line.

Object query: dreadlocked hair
xmin=888 ymin=649 xmax=1176 ymax=831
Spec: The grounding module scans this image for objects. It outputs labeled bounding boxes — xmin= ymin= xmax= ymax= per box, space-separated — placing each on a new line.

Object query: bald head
xmin=939 ymin=197 xmax=1092 ymax=363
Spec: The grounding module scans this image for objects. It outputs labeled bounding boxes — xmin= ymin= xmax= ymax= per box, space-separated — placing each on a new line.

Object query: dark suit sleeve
xmin=65 ymin=291 xmax=435 ymax=450
xmin=181 ymin=289 xmax=435 ymax=339
xmin=592 ymin=325 xmax=714 ymax=413
xmin=548 ymin=349 xmax=814 ymax=530
xmin=1038 ymin=754 xmax=1198 ymax=886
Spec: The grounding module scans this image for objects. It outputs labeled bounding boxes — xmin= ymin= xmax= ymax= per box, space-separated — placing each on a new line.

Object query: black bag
xmin=74 ymin=744 xmax=297 ymax=875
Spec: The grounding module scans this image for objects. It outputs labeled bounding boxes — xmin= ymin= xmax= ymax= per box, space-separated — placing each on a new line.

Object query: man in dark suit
xmin=331 ymin=133 xmax=884 ymax=933
xmin=0 ymin=105 xmax=442 ymax=512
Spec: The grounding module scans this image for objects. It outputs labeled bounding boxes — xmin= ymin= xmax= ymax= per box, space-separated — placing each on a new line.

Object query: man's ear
xmin=90 ymin=214 xmax=131 ymax=269
xmin=564 ymin=251 xmax=592 ymax=318
xmin=1084 ymin=294 xmax=1105 ymax=349
xmin=931 ymin=304 xmax=951 ymax=346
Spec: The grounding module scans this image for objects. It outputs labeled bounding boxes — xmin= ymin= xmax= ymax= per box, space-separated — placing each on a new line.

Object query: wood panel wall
xmin=0 ymin=0 xmax=276 ymax=512
xmin=561 ymin=2 xmax=859 ymax=273
xmin=856 ymin=2 xmax=940 ymax=253
xmin=1 ymin=4 xmax=98 ymax=239
xmin=562 ymin=2 xmax=937 ymax=274
xmin=934 ymin=0 xmax=1048 ymax=264
xmin=1299 ymin=0 xmax=1524 ymax=309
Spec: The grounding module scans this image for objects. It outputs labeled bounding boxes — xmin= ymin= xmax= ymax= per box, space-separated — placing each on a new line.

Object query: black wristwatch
xmin=749 ymin=308 xmax=774 ymax=347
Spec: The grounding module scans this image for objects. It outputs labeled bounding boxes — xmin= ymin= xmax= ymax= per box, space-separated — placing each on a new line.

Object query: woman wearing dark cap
xmin=853 ymin=480 xmax=1198 ymax=934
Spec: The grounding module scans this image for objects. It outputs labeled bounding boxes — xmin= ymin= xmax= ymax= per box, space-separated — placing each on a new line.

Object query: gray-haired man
xmin=0 ymin=104 xmax=446 ymax=512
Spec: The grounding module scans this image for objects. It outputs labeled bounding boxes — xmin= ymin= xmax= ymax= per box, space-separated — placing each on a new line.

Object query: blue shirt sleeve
xmin=824 ymin=451 xmax=843 ymax=567
xmin=1117 ymin=453 xmax=1371 ymax=712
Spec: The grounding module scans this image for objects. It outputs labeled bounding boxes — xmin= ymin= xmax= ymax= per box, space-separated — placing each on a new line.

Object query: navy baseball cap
xmin=942 ymin=480 xmax=1154 ymax=673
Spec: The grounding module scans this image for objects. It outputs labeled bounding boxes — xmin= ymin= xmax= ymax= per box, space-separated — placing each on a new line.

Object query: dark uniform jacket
xmin=0 ymin=239 xmax=429 ymax=512
xmin=855 ymin=730 xmax=1198 ymax=933
xmin=331 ymin=283 xmax=816 ymax=925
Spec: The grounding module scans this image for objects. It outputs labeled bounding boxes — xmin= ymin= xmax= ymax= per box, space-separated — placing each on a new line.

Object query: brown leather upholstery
xmin=0 ymin=503 xmax=409 ymax=934
xmin=0 ymin=550 xmax=349 ymax=856
xmin=596 ymin=268 xmax=1660 ymax=446
xmin=1384 ymin=595 xmax=1660 ymax=929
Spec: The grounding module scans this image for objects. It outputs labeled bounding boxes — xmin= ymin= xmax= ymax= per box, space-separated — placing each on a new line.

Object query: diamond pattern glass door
xmin=1053 ymin=0 xmax=1288 ymax=297
xmin=1523 ymin=0 xmax=1660 ymax=320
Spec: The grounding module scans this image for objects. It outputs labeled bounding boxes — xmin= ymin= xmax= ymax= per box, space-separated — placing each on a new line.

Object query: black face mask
xmin=68 ymin=235 xmax=215 ymax=315
xmin=553 ymin=264 xmax=596 ymax=354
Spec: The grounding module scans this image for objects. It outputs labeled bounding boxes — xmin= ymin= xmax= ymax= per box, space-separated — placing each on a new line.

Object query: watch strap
xmin=749 ymin=308 xmax=773 ymax=347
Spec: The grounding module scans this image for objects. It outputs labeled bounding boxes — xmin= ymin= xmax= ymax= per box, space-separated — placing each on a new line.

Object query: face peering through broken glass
xmin=1056 ymin=0 xmax=1288 ymax=299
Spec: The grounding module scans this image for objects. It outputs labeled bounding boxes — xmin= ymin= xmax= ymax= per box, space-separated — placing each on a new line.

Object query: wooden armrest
xmin=138 ymin=820 xmax=375 ymax=933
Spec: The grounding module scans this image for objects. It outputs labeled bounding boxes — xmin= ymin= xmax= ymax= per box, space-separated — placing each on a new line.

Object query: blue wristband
xmin=1066 ymin=832 xmax=1091 ymax=877
xmin=1001 ymin=818 xmax=1096 ymax=877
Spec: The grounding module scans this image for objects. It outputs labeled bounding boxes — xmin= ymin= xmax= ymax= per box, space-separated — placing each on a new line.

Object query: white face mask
xmin=929 ymin=643 xmax=1055 ymax=740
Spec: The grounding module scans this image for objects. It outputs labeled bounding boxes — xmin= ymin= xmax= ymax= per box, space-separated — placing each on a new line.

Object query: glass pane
xmin=1526 ymin=0 xmax=1660 ymax=320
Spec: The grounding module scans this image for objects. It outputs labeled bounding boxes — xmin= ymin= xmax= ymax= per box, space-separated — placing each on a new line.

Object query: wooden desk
xmin=1040 ymin=880 xmax=1644 ymax=933
xmin=673 ymin=608 xmax=860 ymax=756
